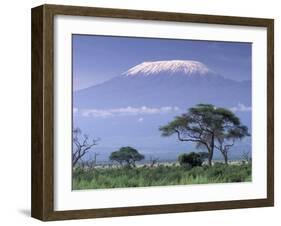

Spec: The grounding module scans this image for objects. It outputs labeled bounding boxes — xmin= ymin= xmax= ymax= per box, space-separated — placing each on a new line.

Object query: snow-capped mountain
xmin=124 ymin=60 xmax=211 ymax=77
xmin=74 ymin=60 xmax=251 ymax=109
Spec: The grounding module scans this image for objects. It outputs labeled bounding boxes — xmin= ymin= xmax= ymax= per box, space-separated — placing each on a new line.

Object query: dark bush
xmin=178 ymin=152 xmax=203 ymax=168
xmin=109 ymin=146 xmax=144 ymax=168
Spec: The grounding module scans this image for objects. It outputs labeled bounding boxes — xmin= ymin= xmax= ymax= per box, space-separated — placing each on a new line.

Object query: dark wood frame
xmin=31 ymin=4 xmax=274 ymax=221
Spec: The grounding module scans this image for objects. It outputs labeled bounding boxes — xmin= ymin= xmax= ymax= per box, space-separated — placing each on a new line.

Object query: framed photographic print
xmin=31 ymin=4 xmax=274 ymax=221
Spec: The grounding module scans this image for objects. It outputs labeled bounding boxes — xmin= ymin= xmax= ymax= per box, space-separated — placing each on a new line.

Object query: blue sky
xmin=72 ymin=34 xmax=252 ymax=90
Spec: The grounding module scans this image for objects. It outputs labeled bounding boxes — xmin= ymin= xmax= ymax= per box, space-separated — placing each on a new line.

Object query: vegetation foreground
xmin=72 ymin=104 xmax=252 ymax=190
xmin=73 ymin=163 xmax=252 ymax=190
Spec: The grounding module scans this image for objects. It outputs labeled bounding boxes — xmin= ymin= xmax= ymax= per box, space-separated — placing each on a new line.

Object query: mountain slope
xmin=74 ymin=60 xmax=251 ymax=109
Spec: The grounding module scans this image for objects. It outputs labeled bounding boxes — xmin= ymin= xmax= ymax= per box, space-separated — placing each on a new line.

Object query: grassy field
xmin=73 ymin=163 xmax=252 ymax=190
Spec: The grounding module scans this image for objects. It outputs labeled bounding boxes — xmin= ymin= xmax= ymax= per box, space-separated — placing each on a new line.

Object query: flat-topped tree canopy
xmin=109 ymin=146 xmax=145 ymax=168
xmin=159 ymin=104 xmax=249 ymax=165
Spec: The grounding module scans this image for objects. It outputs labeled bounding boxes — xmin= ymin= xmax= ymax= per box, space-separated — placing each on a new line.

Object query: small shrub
xmin=178 ymin=152 xmax=203 ymax=168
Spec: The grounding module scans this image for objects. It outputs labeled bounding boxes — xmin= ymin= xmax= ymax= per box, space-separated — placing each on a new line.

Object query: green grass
xmin=72 ymin=163 xmax=252 ymax=190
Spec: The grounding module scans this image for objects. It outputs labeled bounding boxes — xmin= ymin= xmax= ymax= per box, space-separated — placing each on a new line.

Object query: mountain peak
xmin=123 ymin=60 xmax=211 ymax=77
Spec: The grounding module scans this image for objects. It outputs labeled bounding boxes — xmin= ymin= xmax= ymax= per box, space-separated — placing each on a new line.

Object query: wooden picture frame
xmin=31 ymin=4 xmax=274 ymax=221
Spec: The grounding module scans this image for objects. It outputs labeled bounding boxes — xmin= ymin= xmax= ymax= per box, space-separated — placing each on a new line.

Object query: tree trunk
xmin=72 ymin=156 xmax=78 ymax=168
xmin=208 ymin=150 xmax=213 ymax=166
xmin=207 ymin=134 xmax=215 ymax=166
xmin=223 ymin=152 xmax=228 ymax=165
xmin=132 ymin=161 xmax=136 ymax=168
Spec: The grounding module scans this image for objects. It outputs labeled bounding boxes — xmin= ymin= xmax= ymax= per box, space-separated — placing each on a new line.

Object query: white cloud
xmin=82 ymin=109 xmax=113 ymax=118
xmin=230 ymin=103 xmax=251 ymax=112
xmin=138 ymin=117 xmax=144 ymax=122
xmin=79 ymin=106 xmax=180 ymax=118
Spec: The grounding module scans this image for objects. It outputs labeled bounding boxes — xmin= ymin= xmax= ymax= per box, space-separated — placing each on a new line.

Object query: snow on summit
xmin=124 ymin=60 xmax=211 ymax=77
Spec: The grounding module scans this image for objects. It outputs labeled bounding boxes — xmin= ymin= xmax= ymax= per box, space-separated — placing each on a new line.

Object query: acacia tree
xmin=215 ymin=125 xmax=249 ymax=165
xmin=109 ymin=146 xmax=144 ymax=168
xmin=159 ymin=104 xmax=247 ymax=166
xmin=72 ymin=127 xmax=99 ymax=167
